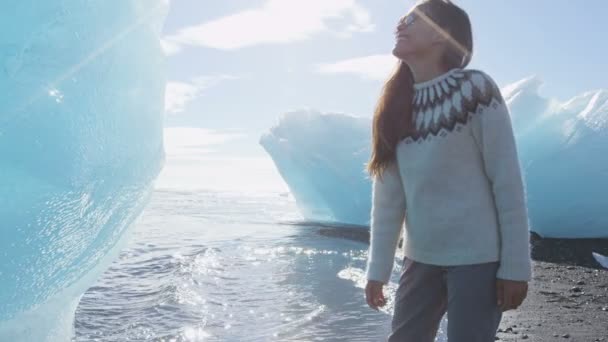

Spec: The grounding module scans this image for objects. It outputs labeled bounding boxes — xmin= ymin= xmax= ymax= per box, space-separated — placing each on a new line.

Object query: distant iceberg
xmin=0 ymin=1 xmax=167 ymax=341
xmin=260 ymin=78 xmax=608 ymax=239
xmin=260 ymin=109 xmax=372 ymax=226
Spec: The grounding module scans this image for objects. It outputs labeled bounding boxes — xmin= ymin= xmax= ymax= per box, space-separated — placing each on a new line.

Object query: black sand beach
xmin=496 ymin=233 xmax=608 ymax=341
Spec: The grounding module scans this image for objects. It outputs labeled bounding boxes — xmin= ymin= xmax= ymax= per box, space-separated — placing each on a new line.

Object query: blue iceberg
xmin=0 ymin=1 xmax=167 ymax=340
xmin=260 ymin=109 xmax=372 ymax=226
xmin=260 ymin=78 xmax=608 ymax=239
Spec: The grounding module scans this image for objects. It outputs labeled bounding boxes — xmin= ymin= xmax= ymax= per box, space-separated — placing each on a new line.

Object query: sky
xmin=156 ymin=0 xmax=608 ymax=192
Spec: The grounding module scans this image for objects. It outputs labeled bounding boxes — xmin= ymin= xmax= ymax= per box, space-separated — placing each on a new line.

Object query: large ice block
xmin=0 ymin=1 xmax=168 ymax=340
xmin=259 ymin=109 xmax=372 ymax=226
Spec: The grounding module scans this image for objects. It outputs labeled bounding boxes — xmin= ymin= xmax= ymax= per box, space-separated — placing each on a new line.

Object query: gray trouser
xmin=389 ymin=256 xmax=502 ymax=342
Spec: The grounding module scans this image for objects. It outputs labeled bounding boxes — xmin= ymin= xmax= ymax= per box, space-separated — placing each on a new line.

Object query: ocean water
xmin=73 ymin=189 xmax=447 ymax=341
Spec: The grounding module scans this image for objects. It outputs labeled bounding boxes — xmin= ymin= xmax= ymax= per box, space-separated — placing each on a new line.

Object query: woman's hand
xmin=365 ymin=280 xmax=387 ymax=311
xmin=496 ymin=278 xmax=528 ymax=311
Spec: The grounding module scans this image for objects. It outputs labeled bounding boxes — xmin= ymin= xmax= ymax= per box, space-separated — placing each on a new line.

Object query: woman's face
xmin=392 ymin=7 xmax=443 ymax=61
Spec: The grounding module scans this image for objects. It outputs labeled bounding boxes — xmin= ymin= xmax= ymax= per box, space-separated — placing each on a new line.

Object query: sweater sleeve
xmin=365 ymin=160 xmax=407 ymax=285
xmin=469 ymin=71 xmax=533 ymax=282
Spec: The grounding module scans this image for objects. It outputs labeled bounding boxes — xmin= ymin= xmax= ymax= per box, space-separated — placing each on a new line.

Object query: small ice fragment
xmin=592 ymin=252 xmax=608 ymax=269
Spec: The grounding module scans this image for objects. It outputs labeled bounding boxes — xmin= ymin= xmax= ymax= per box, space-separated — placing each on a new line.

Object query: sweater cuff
xmin=496 ymin=258 xmax=533 ymax=282
xmin=365 ymin=260 xmax=393 ymax=285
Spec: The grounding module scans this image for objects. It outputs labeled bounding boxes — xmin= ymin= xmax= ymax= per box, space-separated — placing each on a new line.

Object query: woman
xmin=363 ymin=0 xmax=532 ymax=341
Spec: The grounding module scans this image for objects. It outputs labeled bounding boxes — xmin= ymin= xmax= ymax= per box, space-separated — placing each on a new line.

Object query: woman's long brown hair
xmin=366 ymin=0 xmax=473 ymax=180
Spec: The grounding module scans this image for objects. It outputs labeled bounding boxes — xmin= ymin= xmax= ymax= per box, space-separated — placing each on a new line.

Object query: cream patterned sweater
xmin=365 ymin=68 xmax=533 ymax=284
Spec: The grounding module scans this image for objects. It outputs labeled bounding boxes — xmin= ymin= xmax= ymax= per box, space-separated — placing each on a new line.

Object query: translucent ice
xmin=260 ymin=79 xmax=608 ymax=238
xmin=591 ymin=252 xmax=608 ymax=268
xmin=260 ymin=109 xmax=372 ymax=226
xmin=593 ymin=252 xmax=608 ymax=269
xmin=0 ymin=1 xmax=167 ymax=340
xmin=502 ymin=77 xmax=608 ymax=238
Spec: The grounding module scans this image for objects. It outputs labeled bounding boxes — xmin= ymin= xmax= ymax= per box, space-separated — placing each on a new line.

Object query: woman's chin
xmin=392 ymin=46 xmax=410 ymax=61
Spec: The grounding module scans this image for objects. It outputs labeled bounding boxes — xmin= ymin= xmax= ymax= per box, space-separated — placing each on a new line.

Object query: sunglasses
xmin=394 ymin=13 xmax=418 ymax=36
xmin=398 ymin=13 xmax=418 ymax=27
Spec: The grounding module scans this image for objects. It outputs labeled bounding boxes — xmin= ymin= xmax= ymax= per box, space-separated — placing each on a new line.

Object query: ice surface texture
xmin=260 ymin=79 xmax=608 ymax=239
xmin=260 ymin=110 xmax=373 ymax=226
xmin=0 ymin=1 xmax=167 ymax=340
